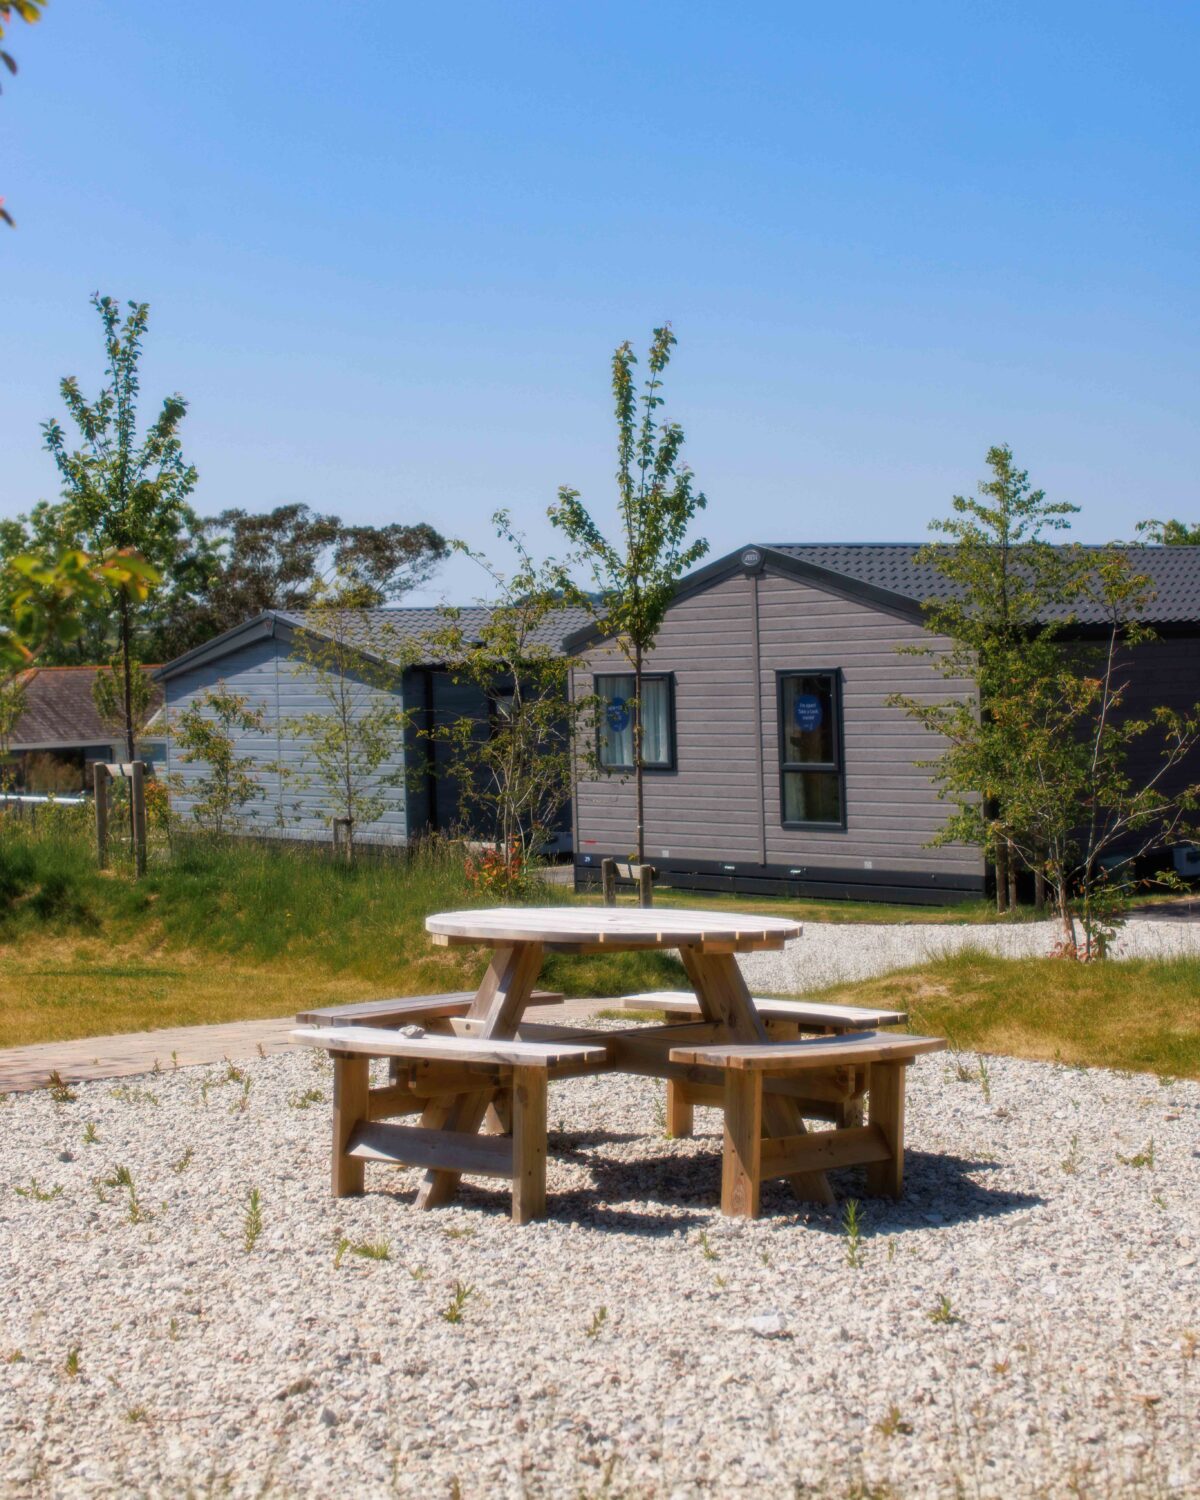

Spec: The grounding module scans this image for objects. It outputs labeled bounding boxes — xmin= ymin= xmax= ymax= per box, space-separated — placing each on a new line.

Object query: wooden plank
xmin=511 ymin=1066 xmax=547 ymax=1224
xmin=614 ymin=992 xmax=908 ymax=1029
xmin=722 ymin=1070 xmax=762 ymax=1218
xmin=348 ymin=1121 xmax=513 ymax=1177
xmin=669 ymin=1032 xmax=947 ymax=1071
xmin=673 ymin=1080 xmax=847 ymax=1119
xmin=415 ymin=940 xmax=545 ymax=1210
xmin=665 ymin=1080 xmax=694 ymax=1138
xmin=332 ymin=1054 xmax=370 ymax=1198
xmin=424 ymin=906 xmax=800 ymax=952
xmin=866 ymin=1060 xmax=906 ymax=1197
xmin=760 ymin=1124 xmax=891 ymax=1179
xmin=681 ymin=947 xmax=835 ymax=1208
xmin=291 ymin=1025 xmax=605 ymax=1069
xmin=296 ymin=990 xmax=563 ymax=1026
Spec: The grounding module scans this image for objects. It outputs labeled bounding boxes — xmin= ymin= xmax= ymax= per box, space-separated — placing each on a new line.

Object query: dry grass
xmin=809 ymin=949 xmax=1200 ymax=1078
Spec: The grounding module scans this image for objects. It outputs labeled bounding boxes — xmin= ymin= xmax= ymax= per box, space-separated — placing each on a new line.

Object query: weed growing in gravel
xmin=229 ymin=1077 xmax=253 ymax=1114
xmin=698 ymin=1231 xmax=720 ymax=1262
xmin=171 ymin=1051 xmax=179 ymax=1070
xmin=168 ymin=1318 xmax=179 ymax=1341
xmin=653 ymin=1094 xmax=668 ymax=1136
xmin=82 ymin=1121 xmax=98 ymax=1145
xmin=443 ymin=1225 xmax=476 ymax=1240
xmin=152 ymin=1058 xmax=162 ymax=1075
xmin=928 ymin=1294 xmax=961 ymax=1326
xmin=64 ymin=1348 xmax=80 ymax=1378
xmin=5 ymin=1351 xmax=25 ymax=1363
xmin=948 ymin=1051 xmax=975 ymax=1084
xmin=288 ymin=1088 xmax=325 ymax=1110
xmin=348 ymin=1240 xmax=391 ymax=1262
xmin=1152 ymin=1193 xmax=1166 ymax=1210
xmin=171 ymin=1148 xmax=194 ymax=1175
xmin=842 ymin=1200 xmax=864 ymax=1268
xmin=224 ymin=1062 xmax=245 ymax=1084
xmin=440 ymin=1282 xmax=474 ymax=1324
xmin=1117 ymin=1140 xmax=1155 ymax=1168
xmin=46 ymin=1070 xmax=76 ymax=1103
xmin=585 ymin=1307 xmax=608 ymax=1339
xmin=13 ymin=1179 xmax=64 ymax=1202
xmin=874 ymin=1405 xmax=914 ymax=1437
xmin=125 ymin=1406 xmax=148 ymax=1423
xmin=887 ymin=1238 xmax=896 ymax=1263
xmin=760 ymin=1248 xmax=771 ymax=1266
xmin=103 ymin=1164 xmax=134 ymax=1190
xmin=409 ymin=1266 xmax=428 ymax=1281
xmin=243 ymin=1188 xmax=263 ymax=1251
xmin=110 ymin=1085 xmax=159 ymax=1106
xmin=1181 ymin=1330 xmax=1197 ymax=1362
xmin=257 ymin=1042 xmax=267 ymax=1059
xmin=101 ymin=1165 xmax=150 ymax=1223
xmin=334 ymin=1238 xmax=351 ymax=1269
xmin=992 ymin=1357 xmax=1011 ymax=1375
xmin=977 ymin=1056 xmax=992 ymax=1103
xmin=714 ymin=1274 xmax=727 ymax=1289
xmin=1061 ymin=1134 xmax=1081 ymax=1174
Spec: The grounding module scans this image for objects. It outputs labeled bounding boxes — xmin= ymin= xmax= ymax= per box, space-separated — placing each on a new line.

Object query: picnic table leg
xmin=665 ymin=1080 xmax=694 ymax=1138
xmin=414 ymin=941 xmax=545 ymax=1211
xmin=680 ymin=948 xmax=834 ymax=1208
xmin=331 ymin=1053 xmax=369 ymax=1198
xmin=511 ymin=1065 xmax=547 ymax=1224
xmin=865 ymin=1060 xmax=906 ymax=1198
xmin=722 ymin=1070 xmax=762 ymax=1217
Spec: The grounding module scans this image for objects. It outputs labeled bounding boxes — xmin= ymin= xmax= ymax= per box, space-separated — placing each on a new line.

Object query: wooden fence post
xmin=600 ymin=857 xmax=617 ymax=907
xmin=93 ymin=762 xmax=109 ymax=870
xmin=636 ymin=864 xmax=654 ymax=908
xmin=130 ymin=760 xmax=148 ymax=878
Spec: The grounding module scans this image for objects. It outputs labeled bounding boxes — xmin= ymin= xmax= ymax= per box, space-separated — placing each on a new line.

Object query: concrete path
xmin=0 ymin=1000 xmax=607 ymax=1094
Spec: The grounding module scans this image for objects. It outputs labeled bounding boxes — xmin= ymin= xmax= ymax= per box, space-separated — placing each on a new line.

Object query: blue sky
xmin=3 ymin=2 xmax=1197 ymax=604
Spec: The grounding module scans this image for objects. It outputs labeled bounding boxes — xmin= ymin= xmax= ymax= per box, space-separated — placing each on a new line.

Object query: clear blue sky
xmin=3 ymin=2 xmax=1197 ymax=604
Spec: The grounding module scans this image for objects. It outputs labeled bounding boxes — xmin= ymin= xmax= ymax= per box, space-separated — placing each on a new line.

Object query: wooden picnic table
xmin=417 ymin=905 xmax=837 ymax=1208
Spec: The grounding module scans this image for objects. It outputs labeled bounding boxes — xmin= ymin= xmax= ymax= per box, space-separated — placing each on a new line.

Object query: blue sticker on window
xmin=606 ymin=697 xmax=630 ymax=733
xmin=793 ymin=694 xmax=823 ymax=731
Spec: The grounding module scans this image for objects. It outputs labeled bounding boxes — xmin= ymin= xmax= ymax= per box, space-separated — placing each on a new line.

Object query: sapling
xmin=842 ymin=1199 xmax=864 ymax=1268
xmin=46 ymin=1070 xmax=76 ymax=1104
xmin=243 ymin=1188 xmax=263 ymax=1251
xmin=585 ymin=1307 xmax=608 ymax=1339
xmin=928 ymin=1294 xmax=960 ymax=1325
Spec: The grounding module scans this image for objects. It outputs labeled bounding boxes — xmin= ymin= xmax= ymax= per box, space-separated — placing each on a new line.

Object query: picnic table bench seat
xmin=292 ymin=1024 xmax=607 ymax=1223
xmin=666 ymin=1030 xmax=946 ymax=1217
xmin=295 ymin=990 xmax=564 ymax=1028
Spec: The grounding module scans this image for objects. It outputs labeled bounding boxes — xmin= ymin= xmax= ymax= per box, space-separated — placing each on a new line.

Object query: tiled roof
xmin=278 ymin=604 xmax=596 ymax=662
xmin=766 ymin=544 xmax=1200 ymax=625
xmin=9 ymin=667 xmax=164 ymax=751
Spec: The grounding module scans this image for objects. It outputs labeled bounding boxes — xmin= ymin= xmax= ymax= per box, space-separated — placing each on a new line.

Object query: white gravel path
xmin=740 ymin=915 xmax=1200 ymax=992
xmin=2 ymin=1040 xmax=1197 ymax=1498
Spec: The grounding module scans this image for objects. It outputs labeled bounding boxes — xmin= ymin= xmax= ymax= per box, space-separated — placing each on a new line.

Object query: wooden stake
xmin=601 ymin=857 xmax=617 ymax=907
xmin=722 ymin=1070 xmax=762 ymax=1217
xmin=636 ymin=863 xmax=654 ymax=908
xmin=510 ymin=1065 xmax=547 ymax=1224
xmin=130 ymin=760 xmax=148 ymax=879
xmin=865 ymin=1061 xmax=906 ymax=1198
xmin=93 ymin=762 xmax=109 ymax=870
xmin=332 ymin=1053 xmax=370 ymax=1197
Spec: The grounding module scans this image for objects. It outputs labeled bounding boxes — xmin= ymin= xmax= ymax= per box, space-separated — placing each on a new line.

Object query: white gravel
xmin=740 ymin=915 xmax=1200 ymax=992
xmin=2 ymin=1041 xmax=1198 ymax=1498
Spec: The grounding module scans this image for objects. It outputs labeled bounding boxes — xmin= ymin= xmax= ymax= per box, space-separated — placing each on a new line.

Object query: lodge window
xmin=595 ymin=673 xmax=674 ymax=771
xmin=778 ymin=671 xmax=845 ymax=828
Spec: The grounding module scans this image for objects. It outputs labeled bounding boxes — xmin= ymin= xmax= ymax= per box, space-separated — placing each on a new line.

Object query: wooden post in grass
xmin=130 ymin=760 xmax=148 ymax=879
xmin=601 ymin=857 xmax=617 ymax=906
xmin=636 ymin=863 xmax=654 ymax=909
xmin=93 ymin=762 xmax=109 ymax=869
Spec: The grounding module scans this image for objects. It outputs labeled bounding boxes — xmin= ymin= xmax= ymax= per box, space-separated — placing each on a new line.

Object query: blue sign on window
xmin=606 ymin=697 xmax=630 ymax=733
xmin=793 ymin=693 xmax=823 ymax=731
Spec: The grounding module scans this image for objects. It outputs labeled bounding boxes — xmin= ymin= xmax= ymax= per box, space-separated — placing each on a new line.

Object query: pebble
xmin=0 ymin=1040 xmax=1197 ymax=1497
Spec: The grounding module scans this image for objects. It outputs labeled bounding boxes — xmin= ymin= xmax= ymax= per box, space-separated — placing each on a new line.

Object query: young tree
xmin=169 ymin=684 xmax=269 ymax=834
xmin=92 ymin=656 xmax=155 ymax=756
xmin=284 ymin=583 xmax=409 ymax=861
xmin=423 ymin=512 xmax=595 ymax=875
xmin=549 ymin=324 xmax=707 ymax=868
xmin=889 ymin=445 xmax=1082 ymax=911
xmin=42 ymin=293 xmax=198 ymax=757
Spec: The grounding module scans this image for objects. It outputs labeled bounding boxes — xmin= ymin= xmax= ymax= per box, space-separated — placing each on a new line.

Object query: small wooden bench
xmin=292 ymin=1024 xmax=607 ymax=1223
xmin=295 ymin=990 xmax=564 ymax=1028
xmin=613 ymin=992 xmax=908 ymax=1136
xmin=667 ymin=1031 xmax=946 ymax=1217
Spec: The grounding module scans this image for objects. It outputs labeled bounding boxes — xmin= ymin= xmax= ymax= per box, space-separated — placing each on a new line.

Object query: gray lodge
xmin=568 ymin=542 xmax=1200 ymax=904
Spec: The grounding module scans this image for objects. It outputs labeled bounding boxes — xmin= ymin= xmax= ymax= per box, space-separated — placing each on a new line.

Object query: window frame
xmin=776 ymin=668 xmax=847 ymax=831
xmin=593 ymin=671 xmax=676 ymax=773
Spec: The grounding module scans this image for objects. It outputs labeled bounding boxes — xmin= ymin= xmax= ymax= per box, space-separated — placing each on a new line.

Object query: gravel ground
xmin=2 ymin=1039 xmax=1198 ymax=1499
xmin=741 ymin=915 xmax=1200 ymax=991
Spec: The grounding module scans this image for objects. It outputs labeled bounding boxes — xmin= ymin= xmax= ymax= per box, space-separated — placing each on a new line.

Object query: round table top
xmin=425 ymin=905 xmax=802 ymax=951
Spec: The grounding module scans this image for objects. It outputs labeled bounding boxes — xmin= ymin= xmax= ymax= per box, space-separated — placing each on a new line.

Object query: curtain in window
xmin=598 ymin=675 xmax=634 ymax=768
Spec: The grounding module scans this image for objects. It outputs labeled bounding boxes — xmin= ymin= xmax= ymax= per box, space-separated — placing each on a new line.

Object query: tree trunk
xmin=994 ymin=839 xmax=1009 ymax=914
xmin=633 ymin=644 xmax=645 ymax=866
xmin=119 ymin=594 xmax=136 ymax=762
xmin=1007 ymin=842 xmax=1018 ymax=910
xmin=1034 ymin=864 xmax=1046 ymax=914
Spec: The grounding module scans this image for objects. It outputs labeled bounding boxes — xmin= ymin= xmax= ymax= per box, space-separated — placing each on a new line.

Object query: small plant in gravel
xmin=759 ymin=1248 xmax=771 ymax=1267
xmin=171 ymin=1051 xmax=180 ymax=1071
xmin=713 ymin=1274 xmax=727 ymax=1289
xmin=171 ymin=1148 xmax=194 ymax=1175
xmin=288 ymin=1088 xmax=325 ymax=1110
xmin=440 ymin=1282 xmax=474 ymax=1324
xmin=5 ymin=1350 xmax=25 ymax=1363
xmin=653 ymin=1095 xmax=669 ymax=1136
xmin=224 ymin=1062 xmax=245 ymax=1084
xmin=152 ymin=1058 xmax=162 ymax=1076
xmin=125 ymin=1406 xmax=148 ymax=1423
xmin=243 ymin=1188 xmax=263 ymax=1251
xmin=64 ymin=1347 xmax=80 ymax=1378
xmin=409 ymin=1265 xmax=428 ymax=1281
xmin=1060 ymin=1134 xmax=1081 ymax=1174
xmin=348 ymin=1240 xmax=391 ymax=1262
xmin=874 ymin=1405 xmax=914 ymax=1437
xmin=168 ymin=1318 xmax=180 ymax=1341
xmin=977 ymin=1056 xmax=992 ymax=1103
xmin=229 ymin=1077 xmax=253 ymax=1114
xmin=82 ymin=1121 xmax=99 ymax=1145
xmin=46 ymin=1070 xmax=77 ymax=1104
xmin=842 ymin=1199 xmax=864 ymax=1268
xmin=585 ymin=1307 xmax=608 ymax=1339
xmin=443 ymin=1225 xmax=476 ymax=1241
xmin=698 ymin=1231 xmax=720 ymax=1262
xmin=928 ymin=1294 xmax=961 ymax=1326
xmin=1117 ymin=1140 xmax=1155 ymax=1169
xmin=992 ymin=1357 xmax=1011 ymax=1375
xmin=334 ymin=1237 xmax=351 ymax=1269
xmin=13 ymin=1179 xmax=64 ymax=1202
xmin=102 ymin=1164 xmax=134 ymax=1190
xmin=110 ymin=1085 xmax=159 ymax=1106
xmin=886 ymin=1238 xmax=897 ymax=1263
xmin=1152 ymin=1193 xmax=1166 ymax=1211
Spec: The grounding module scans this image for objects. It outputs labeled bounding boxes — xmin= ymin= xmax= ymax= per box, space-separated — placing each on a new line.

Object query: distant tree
xmin=283 ymin=582 xmax=409 ymax=861
xmin=549 ymin=325 xmax=707 ymax=869
xmin=169 ymin=684 xmax=269 ymax=834
xmin=0 ymin=675 xmax=24 ymax=788
xmin=423 ymin=512 xmax=596 ymax=874
xmin=0 ymin=1 xmax=48 ymax=228
xmin=41 ymin=294 xmax=198 ymax=757
xmin=1136 ymin=518 xmax=1200 ymax=546
xmin=889 ymin=445 xmax=1081 ymax=912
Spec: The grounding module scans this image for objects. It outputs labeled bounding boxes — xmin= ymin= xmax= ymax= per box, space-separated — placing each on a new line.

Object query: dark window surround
xmin=776 ymin=668 xmax=846 ymax=831
xmin=594 ymin=671 xmax=676 ymax=772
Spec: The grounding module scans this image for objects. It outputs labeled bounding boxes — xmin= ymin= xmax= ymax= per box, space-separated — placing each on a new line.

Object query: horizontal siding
xmin=574 ymin=567 xmax=982 ymax=879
